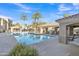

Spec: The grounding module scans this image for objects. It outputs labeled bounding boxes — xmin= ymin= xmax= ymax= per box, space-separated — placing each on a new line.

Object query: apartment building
xmin=0 ymin=17 xmax=12 ymax=32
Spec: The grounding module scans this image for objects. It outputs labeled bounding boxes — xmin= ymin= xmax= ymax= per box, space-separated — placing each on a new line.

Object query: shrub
xmin=9 ymin=44 xmax=38 ymax=56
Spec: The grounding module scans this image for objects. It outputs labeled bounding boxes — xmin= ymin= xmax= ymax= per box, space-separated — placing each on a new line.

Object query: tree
xmin=64 ymin=14 xmax=70 ymax=17
xmin=21 ymin=13 xmax=27 ymax=21
xmin=20 ymin=13 xmax=28 ymax=29
xmin=32 ymin=11 xmax=42 ymax=33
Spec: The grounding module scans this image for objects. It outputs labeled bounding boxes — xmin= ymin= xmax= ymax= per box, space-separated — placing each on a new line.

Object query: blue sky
xmin=0 ymin=3 xmax=79 ymax=25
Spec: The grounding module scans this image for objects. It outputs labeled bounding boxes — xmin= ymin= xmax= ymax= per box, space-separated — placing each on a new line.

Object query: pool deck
xmin=0 ymin=33 xmax=79 ymax=56
xmin=31 ymin=35 xmax=79 ymax=56
xmin=0 ymin=33 xmax=17 ymax=56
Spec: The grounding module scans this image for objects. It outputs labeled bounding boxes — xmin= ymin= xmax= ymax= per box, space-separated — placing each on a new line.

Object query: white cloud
xmin=53 ymin=14 xmax=63 ymax=19
xmin=75 ymin=6 xmax=79 ymax=10
xmin=14 ymin=3 xmax=32 ymax=10
xmin=13 ymin=3 xmax=33 ymax=13
xmin=17 ymin=10 xmax=32 ymax=13
xmin=14 ymin=3 xmax=41 ymax=14
xmin=0 ymin=15 xmax=12 ymax=19
xmin=72 ymin=3 xmax=79 ymax=10
xmin=58 ymin=4 xmax=71 ymax=12
xmin=72 ymin=3 xmax=79 ymax=6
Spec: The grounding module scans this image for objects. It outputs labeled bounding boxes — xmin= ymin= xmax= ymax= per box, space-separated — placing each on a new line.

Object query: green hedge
xmin=9 ymin=44 xmax=38 ymax=56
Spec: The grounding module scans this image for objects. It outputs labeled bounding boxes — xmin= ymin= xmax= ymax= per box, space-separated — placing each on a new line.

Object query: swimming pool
xmin=13 ymin=33 xmax=54 ymax=45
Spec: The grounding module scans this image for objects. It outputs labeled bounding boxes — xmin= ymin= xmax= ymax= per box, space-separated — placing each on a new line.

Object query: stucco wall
xmin=57 ymin=14 xmax=79 ymax=44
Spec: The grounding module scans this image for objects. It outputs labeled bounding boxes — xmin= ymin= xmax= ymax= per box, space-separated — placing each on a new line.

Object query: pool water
xmin=13 ymin=33 xmax=54 ymax=45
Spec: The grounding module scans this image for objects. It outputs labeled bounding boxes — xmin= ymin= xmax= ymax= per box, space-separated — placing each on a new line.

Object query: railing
xmin=67 ymin=34 xmax=79 ymax=42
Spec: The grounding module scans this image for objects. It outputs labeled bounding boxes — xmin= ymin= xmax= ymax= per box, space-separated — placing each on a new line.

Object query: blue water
xmin=14 ymin=33 xmax=53 ymax=45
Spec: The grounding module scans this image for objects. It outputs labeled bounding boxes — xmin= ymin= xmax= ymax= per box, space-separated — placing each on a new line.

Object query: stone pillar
xmin=59 ymin=25 xmax=67 ymax=44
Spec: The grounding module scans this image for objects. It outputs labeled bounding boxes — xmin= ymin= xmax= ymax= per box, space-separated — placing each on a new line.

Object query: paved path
xmin=31 ymin=35 xmax=79 ymax=56
xmin=31 ymin=36 xmax=71 ymax=56
xmin=0 ymin=33 xmax=17 ymax=56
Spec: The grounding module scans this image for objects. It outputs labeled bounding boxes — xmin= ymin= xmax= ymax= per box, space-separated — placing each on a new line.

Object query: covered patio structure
xmin=36 ymin=23 xmax=59 ymax=34
xmin=11 ymin=24 xmax=22 ymax=32
xmin=56 ymin=14 xmax=79 ymax=44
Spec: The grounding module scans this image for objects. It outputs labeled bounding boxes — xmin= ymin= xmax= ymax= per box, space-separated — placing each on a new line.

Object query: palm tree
xmin=20 ymin=13 xmax=28 ymax=29
xmin=64 ymin=14 xmax=70 ymax=17
xmin=32 ymin=11 xmax=42 ymax=33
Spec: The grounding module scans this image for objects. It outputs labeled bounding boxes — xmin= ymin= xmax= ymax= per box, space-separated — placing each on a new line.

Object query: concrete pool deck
xmin=31 ymin=35 xmax=79 ymax=56
xmin=0 ymin=33 xmax=79 ymax=56
xmin=0 ymin=33 xmax=17 ymax=56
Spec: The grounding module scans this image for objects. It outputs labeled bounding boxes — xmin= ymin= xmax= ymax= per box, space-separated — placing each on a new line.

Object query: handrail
xmin=68 ymin=34 xmax=79 ymax=41
xmin=71 ymin=34 xmax=75 ymax=41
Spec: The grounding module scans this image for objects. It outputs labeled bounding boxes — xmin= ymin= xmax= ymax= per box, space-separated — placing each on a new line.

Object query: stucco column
xmin=11 ymin=27 xmax=13 ymax=32
xmin=1 ymin=19 xmax=3 ymax=26
xmin=40 ymin=27 xmax=43 ymax=34
xmin=59 ymin=25 xmax=67 ymax=44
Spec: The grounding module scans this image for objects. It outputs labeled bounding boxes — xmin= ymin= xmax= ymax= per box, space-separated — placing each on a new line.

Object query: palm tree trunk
xmin=35 ymin=18 xmax=38 ymax=33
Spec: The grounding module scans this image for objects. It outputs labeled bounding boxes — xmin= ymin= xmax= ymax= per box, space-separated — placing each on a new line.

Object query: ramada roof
xmin=56 ymin=13 xmax=79 ymax=22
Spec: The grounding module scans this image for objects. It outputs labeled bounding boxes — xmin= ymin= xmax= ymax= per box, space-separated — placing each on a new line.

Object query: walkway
xmin=32 ymin=35 xmax=79 ymax=56
xmin=0 ymin=33 xmax=17 ymax=56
